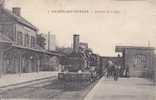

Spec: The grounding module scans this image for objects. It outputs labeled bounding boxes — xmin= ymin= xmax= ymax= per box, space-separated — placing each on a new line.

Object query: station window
xmin=134 ymin=54 xmax=146 ymax=65
xmin=16 ymin=32 xmax=23 ymax=45
xmin=31 ymin=36 xmax=35 ymax=48
xmin=0 ymin=24 xmax=2 ymax=33
xmin=24 ymin=34 xmax=30 ymax=47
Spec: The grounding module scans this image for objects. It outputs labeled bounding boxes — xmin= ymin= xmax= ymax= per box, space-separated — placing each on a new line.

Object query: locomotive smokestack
xmin=73 ymin=34 xmax=80 ymax=53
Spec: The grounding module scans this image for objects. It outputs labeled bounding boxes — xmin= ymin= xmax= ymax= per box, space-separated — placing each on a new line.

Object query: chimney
xmin=12 ymin=7 xmax=21 ymax=16
xmin=0 ymin=0 xmax=5 ymax=8
xmin=73 ymin=34 xmax=80 ymax=53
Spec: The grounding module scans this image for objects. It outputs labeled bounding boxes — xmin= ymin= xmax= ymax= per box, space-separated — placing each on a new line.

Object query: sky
xmin=4 ymin=0 xmax=156 ymax=56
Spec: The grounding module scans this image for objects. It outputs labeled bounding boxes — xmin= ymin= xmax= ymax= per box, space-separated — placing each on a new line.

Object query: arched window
xmin=134 ymin=54 xmax=146 ymax=65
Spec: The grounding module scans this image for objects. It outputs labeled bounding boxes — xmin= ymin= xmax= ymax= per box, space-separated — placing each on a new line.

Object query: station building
xmin=0 ymin=6 xmax=61 ymax=77
xmin=115 ymin=46 xmax=155 ymax=78
xmin=101 ymin=46 xmax=155 ymax=78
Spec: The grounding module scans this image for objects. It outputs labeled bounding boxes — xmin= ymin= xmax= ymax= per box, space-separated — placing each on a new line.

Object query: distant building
xmin=101 ymin=56 xmax=122 ymax=67
xmin=79 ymin=42 xmax=88 ymax=50
xmin=44 ymin=33 xmax=56 ymax=51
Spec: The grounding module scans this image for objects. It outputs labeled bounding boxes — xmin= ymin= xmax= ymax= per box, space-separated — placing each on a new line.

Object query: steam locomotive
xmin=58 ymin=34 xmax=103 ymax=82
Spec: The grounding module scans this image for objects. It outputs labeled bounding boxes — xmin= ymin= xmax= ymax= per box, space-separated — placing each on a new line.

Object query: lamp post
xmin=0 ymin=51 xmax=3 ymax=78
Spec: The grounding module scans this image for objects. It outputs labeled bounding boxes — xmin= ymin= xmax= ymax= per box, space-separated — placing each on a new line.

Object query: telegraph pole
xmin=148 ymin=40 xmax=150 ymax=47
xmin=48 ymin=32 xmax=50 ymax=51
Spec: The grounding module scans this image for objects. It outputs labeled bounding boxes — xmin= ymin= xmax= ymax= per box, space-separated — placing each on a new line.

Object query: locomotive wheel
xmin=89 ymin=77 xmax=93 ymax=83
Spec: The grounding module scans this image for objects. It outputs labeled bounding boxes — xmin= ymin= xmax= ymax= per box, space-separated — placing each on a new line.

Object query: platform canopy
xmin=0 ymin=33 xmax=62 ymax=57
xmin=115 ymin=46 xmax=155 ymax=53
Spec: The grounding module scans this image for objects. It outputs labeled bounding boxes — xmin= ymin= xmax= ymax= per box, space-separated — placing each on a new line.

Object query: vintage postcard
xmin=0 ymin=0 xmax=155 ymax=100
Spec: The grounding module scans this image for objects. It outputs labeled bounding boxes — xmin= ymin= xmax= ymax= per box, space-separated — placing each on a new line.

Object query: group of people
xmin=104 ymin=60 xmax=121 ymax=81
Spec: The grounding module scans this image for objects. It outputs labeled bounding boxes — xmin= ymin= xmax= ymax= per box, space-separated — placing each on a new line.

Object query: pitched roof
xmin=2 ymin=8 xmax=38 ymax=31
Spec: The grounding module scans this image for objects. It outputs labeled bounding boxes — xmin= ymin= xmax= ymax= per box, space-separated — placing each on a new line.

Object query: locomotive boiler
xmin=58 ymin=34 xmax=102 ymax=82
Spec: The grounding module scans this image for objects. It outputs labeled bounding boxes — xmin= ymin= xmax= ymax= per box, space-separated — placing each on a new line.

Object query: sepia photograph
xmin=0 ymin=0 xmax=156 ymax=100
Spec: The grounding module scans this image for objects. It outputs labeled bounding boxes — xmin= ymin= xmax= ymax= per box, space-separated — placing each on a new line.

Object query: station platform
xmin=84 ymin=77 xmax=155 ymax=100
xmin=0 ymin=71 xmax=58 ymax=88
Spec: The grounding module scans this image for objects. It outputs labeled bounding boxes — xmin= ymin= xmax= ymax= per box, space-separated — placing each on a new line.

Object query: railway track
xmin=0 ymin=77 xmax=100 ymax=100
